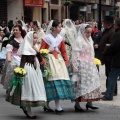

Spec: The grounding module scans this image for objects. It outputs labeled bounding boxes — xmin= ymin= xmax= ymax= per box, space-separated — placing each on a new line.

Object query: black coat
xmin=98 ymin=26 xmax=115 ymax=60
xmin=103 ymin=28 xmax=120 ymax=67
xmin=92 ymin=30 xmax=102 ymax=58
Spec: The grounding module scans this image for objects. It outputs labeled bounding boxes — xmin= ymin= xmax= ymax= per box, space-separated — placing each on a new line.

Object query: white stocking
xmin=75 ymin=101 xmax=82 ymax=109
xmin=55 ymin=100 xmax=62 ymax=111
xmin=27 ymin=107 xmax=33 ymax=116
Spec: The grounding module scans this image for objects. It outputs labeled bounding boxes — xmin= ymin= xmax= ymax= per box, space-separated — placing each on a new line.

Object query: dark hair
xmin=33 ymin=21 xmax=39 ymax=28
xmin=85 ymin=25 xmax=92 ymax=29
xmin=17 ymin=20 xmax=22 ymax=26
xmin=33 ymin=31 xmax=37 ymax=35
xmin=115 ymin=18 xmax=120 ymax=27
xmin=10 ymin=25 xmax=23 ymax=39
xmin=13 ymin=25 xmax=22 ymax=32
xmin=61 ymin=19 xmax=64 ymax=24
xmin=52 ymin=20 xmax=60 ymax=28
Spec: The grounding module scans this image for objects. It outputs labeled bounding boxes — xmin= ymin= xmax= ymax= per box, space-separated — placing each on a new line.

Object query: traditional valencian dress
xmin=6 ymin=31 xmax=46 ymax=107
xmin=40 ymin=33 xmax=75 ymax=101
xmin=1 ymin=37 xmax=22 ymax=90
xmin=36 ymin=21 xmax=45 ymax=49
xmin=60 ymin=19 xmax=77 ymax=60
xmin=71 ymin=24 xmax=101 ymax=102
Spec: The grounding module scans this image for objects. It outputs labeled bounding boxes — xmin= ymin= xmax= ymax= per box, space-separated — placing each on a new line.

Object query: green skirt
xmin=6 ymin=84 xmax=45 ymax=107
xmin=44 ymin=80 xmax=75 ymax=101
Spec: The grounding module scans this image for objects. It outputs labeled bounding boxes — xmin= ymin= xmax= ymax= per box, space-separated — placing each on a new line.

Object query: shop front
xmin=7 ymin=0 xmax=49 ymax=23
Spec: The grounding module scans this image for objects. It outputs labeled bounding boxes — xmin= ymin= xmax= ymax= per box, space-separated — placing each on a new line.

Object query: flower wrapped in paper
xmin=94 ymin=58 xmax=101 ymax=66
xmin=9 ymin=67 xmax=27 ymax=96
xmin=40 ymin=49 xmax=52 ymax=81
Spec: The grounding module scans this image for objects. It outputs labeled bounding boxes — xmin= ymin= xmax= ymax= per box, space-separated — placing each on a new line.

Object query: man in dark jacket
xmin=98 ymin=16 xmax=117 ymax=95
xmin=101 ymin=18 xmax=120 ymax=100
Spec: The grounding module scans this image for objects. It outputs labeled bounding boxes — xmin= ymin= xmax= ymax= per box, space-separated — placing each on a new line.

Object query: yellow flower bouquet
xmin=40 ymin=49 xmax=52 ymax=81
xmin=14 ymin=67 xmax=27 ymax=77
xmin=9 ymin=67 xmax=27 ymax=96
xmin=40 ymin=49 xmax=49 ymax=61
xmin=94 ymin=58 xmax=101 ymax=66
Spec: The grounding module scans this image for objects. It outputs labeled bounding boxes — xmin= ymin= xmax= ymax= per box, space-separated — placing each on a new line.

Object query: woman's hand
xmin=94 ymin=44 xmax=98 ymax=49
xmin=7 ymin=52 xmax=12 ymax=62
xmin=7 ymin=58 xmax=11 ymax=62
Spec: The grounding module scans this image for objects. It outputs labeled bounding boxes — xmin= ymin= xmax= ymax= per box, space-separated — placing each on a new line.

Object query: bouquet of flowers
xmin=40 ymin=49 xmax=52 ymax=81
xmin=94 ymin=58 xmax=101 ymax=66
xmin=14 ymin=67 xmax=27 ymax=78
xmin=9 ymin=67 xmax=27 ymax=96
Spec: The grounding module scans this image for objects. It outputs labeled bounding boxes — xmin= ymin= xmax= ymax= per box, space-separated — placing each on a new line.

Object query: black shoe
xmin=20 ymin=106 xmax=28 ymax=116
xmin=6 ymin=89 xmax=8 ymax=94
xmin=113 ymin=93 xmax=117 ymax=96
xmin=74 ymin=106 xmax=84 ymax=112
xmin=86 ymin=104 xmax=99 ymax=110
xmin=43 ymin=106 xmax=54 ymax=112
xmin=27 ymin=115 xmax=37 ymax=119
xmin=55 ymin=109 xmax=64 ymax=114
xmin=101 ymin=96 xmax=113 ymax=101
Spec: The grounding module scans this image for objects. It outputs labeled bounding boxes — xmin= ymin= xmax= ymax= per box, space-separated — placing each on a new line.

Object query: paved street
xmin=0 ymin=65 xmax=120 ymax=120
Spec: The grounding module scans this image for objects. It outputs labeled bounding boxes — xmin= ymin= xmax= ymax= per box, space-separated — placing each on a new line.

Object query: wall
xmin=7 ymin=0 xmax=23 ymax=22
xmin=50 ymin=0 xmax=61 ymax=21
xmin=32 ymin=2 xmax=49 ymax=23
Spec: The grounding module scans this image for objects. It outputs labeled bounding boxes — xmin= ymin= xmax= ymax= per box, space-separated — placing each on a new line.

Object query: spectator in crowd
xmin=90 ymin=22 xmax=102 ymax=71
xmin=101 ymin=18 xmax=120 ymax=100
xmin=98 ymin=16 xmax=117 ymax=96
xmin=8 ymin=20 xmax=14 ymax=32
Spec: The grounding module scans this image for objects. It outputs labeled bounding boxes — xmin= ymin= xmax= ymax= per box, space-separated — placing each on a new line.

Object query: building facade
xmin=0 ymin=0 xmax=120 ymax=24
xmin=69 ymin=0 xmax=119 ymax=21
xmin=0 ymin=0 xmax=50 ymax=24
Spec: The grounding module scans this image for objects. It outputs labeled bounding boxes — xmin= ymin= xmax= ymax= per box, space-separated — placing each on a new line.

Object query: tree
xmin=62 ymin=0 xmax=73 ymax=7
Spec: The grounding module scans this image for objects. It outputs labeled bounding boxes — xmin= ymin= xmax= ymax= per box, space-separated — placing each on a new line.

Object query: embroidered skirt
xmin=44 ymin=54 xmax=75 ymax=101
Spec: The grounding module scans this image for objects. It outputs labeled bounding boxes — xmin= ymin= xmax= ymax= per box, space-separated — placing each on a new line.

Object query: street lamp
xmin=98 ymin=0 xmax=102 ymax=30
xmin=62 ymin=0 xmax=73 ymax=18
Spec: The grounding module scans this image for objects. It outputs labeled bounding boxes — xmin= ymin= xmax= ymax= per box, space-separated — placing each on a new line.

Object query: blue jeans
xmin=105 ymin=67 xmax=120 ymax=99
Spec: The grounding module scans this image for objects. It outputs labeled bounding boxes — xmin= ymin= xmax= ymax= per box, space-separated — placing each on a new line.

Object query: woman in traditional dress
xmin=0 ymin=25 xmax=23 ymax=92
xmin=71 ymin=24 xmax=101 ymax=111
xmin=6 ymin=31 xmax=46 ymax=119
xmin=60 ymin=19 xmax=77 ymax=60
xmin=32 ymin=20 xmax=45 ymax=49
xmin=40 ymin=20 xmax=75 ymax=114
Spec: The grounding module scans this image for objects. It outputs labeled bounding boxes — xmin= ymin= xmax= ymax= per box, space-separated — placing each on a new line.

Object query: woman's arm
xmin=6 ymin=52 xmax=12 ymax=62
xmin=6 ymin=44 xmax=13 ymax=62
